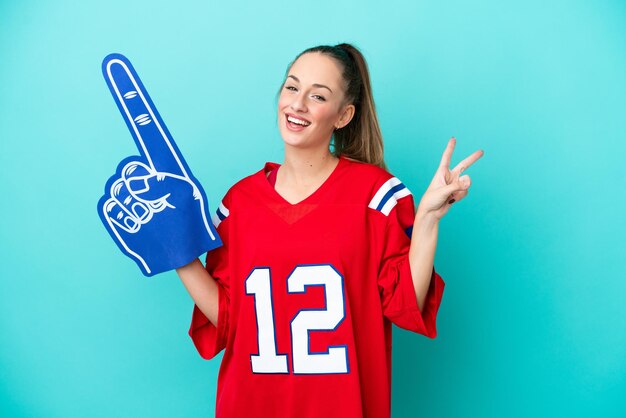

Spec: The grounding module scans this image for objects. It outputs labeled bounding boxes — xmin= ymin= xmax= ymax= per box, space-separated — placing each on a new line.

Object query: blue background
xmin=1 ymin=0 xmax=624 ymax=417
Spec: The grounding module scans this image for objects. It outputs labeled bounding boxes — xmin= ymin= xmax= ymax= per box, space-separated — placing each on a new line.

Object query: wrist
xmin=415 ymin=208 xmax=439 ymax=229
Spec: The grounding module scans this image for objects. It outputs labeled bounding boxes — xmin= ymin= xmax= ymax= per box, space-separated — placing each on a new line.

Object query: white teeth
xmin=287 ymin=115 xmax=310 ymax=126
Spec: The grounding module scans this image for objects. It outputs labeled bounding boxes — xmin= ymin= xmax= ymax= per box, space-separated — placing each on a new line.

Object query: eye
xmin=283 ymin=85 xmax=325 ymax=101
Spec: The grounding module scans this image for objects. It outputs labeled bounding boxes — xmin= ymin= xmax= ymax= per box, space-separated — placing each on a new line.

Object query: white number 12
xmin=245 ymin=264 xmax=349 ymax=375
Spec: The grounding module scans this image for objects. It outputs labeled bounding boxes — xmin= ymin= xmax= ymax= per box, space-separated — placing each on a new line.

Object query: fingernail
xmin=133 ymin=203 xmax=148 ymax=220
xmin=124 ymin=217 xmax=138 ymax=230
xmin=128 ymin=178 xmax=149 ymax=193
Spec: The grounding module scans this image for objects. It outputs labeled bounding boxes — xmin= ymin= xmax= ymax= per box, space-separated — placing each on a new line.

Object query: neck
xmin=281 ymin=145 xmax=339 ymax=186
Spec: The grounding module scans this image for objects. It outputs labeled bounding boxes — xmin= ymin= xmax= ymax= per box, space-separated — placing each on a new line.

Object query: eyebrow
xmin=287 ymin=75 xmax=333 ymax=93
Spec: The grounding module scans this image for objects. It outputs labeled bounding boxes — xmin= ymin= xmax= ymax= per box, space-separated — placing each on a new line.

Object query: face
xmin=277 ymin=52 xmax=355 ymax=151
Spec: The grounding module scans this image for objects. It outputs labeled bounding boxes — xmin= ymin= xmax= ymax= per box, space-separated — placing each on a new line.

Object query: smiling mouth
xmin=286 ymin=114 xmax=311 ymax=126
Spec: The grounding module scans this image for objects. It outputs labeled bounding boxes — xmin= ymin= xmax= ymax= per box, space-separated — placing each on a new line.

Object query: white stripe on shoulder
xmin=212 ymin=201 xmax=230 ymax=228
xmin=368 ymin=177 xmax=402 ymax=210
xmin=368 ymin=177 xmax=412 ymax=216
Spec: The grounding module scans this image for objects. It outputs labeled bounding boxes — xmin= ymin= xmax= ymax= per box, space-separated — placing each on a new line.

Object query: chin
xmin=281 ymin=135 xmax=309 ymax=149
xmin=278 ymin=126 xmax=305 ymax=146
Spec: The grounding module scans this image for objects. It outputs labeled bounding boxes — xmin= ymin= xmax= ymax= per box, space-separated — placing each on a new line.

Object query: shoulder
xmin=342 ymin=157 xmax=413 ymax=217
xmin=212 ymin=163 xmax=270 ymax=227
xmin=342 ymin=156 xmax=397 ymax=185
xmin=221 ymin=161 xmax=276 ymax=200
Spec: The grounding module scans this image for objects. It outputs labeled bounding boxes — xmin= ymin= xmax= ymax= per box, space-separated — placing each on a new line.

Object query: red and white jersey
xmin=189 ymin=154 xmax=445 ymax=418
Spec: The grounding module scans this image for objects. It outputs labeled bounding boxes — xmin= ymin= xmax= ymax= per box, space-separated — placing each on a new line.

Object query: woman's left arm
xmin=409 ymin=137 xmax=484 ymax=312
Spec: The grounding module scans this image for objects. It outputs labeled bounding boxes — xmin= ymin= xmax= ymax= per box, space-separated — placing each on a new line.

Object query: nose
xmin=290 ymin=94 xmax=307 ymax=113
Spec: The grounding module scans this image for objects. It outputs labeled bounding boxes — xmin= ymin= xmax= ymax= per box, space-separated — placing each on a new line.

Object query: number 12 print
xmin=245 ymin=264 xmax=350 ymax=375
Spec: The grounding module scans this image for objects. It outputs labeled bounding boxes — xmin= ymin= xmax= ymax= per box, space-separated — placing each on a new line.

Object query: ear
xmin=335 ymin=104 xmax=355 ymax=130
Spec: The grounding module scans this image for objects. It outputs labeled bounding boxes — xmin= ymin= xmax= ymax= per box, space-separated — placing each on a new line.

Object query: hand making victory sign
xmin=408 ymin=137 xmax=484 ymax=311
xmin=416 ymin=137 xmax=484 ymax=220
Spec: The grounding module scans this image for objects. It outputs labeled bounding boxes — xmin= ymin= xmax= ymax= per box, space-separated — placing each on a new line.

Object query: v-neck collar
xmin=260 ymin=155 xmax=349 ymax=206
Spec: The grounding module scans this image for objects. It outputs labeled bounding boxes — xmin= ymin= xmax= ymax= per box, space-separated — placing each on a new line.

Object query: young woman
xmin=176 ymin=43 xmax=483 ymax=418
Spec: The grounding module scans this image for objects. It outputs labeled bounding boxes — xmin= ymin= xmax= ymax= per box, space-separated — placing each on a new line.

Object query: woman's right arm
xmin=176 ymin=258 xmax=219 ymax=326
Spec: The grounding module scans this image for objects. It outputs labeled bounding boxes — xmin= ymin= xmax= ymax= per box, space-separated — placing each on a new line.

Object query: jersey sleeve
xmin=375 ymin=179 xmax=445 ymax=338
xmin=188 ymin=190 xmax=232 ymax=359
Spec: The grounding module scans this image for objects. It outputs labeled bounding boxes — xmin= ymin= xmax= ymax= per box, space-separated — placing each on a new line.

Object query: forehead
xmin=288 ymin=52 xmax=343 ymax=88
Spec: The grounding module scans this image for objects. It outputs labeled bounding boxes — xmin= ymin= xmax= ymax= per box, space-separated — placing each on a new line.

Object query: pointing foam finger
xmin=102 ymin=53 xmax=187 ymax=176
